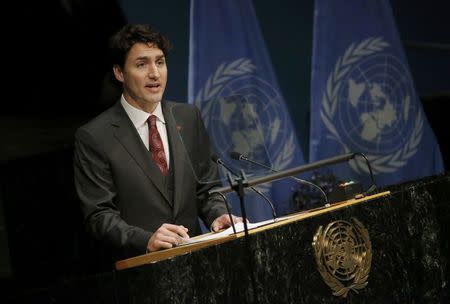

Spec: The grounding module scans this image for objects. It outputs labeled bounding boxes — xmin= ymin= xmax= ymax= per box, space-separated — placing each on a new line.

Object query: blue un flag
xmin=309 ymin=0 xmax=444 ymax=187
xmin=188 ymin=0 xmax=305 ymax=220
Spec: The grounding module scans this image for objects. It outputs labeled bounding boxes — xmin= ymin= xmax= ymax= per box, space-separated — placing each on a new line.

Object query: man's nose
xmin=148 ymin=64 xmax=160 ymax=78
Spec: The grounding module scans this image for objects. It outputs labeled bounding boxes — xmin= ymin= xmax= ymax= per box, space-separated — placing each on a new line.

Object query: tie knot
xmin=148 ymin=115 xmax=157 ymax=127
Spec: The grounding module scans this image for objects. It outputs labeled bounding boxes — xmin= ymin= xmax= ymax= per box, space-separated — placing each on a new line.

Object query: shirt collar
xmin=120 ymin=95 xmax=166 ymax=128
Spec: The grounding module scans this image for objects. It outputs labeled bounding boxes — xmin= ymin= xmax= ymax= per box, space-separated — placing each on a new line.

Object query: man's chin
xmin=146 ymin=97 xmax=162 ymax=105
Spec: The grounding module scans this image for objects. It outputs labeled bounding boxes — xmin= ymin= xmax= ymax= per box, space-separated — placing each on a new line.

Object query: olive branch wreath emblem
xmin=194 ymin=58 xmax=296 ymax=191
xmin=321 ymin=37 xmax=423 ymax=174
xmin=312 ymin=218 xmax=372 ymax=298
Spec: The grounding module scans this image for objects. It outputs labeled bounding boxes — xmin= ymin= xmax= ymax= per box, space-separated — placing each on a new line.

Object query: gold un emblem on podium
xmin=312 ymin=218 xmax=372 ymax=298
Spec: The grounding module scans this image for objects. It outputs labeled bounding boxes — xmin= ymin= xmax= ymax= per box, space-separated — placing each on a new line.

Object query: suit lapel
xmin=110 ymin=102 xmax=171 ymax=205
xmin=163 ymin=102 xmax=186 ymax=216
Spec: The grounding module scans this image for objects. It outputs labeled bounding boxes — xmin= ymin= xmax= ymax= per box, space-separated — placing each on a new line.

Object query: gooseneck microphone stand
xmin=208 ymin=152 xmax=377 ymax=196
xmin=225 ymin=171 xmax=258 ymax=304
xmin=212 ymin=155 xmax=277 ymax=221
xmin=226 ymin=170 xmax=250 ymax=237
xmin=230 ymin=151 xmax=329 ymax=205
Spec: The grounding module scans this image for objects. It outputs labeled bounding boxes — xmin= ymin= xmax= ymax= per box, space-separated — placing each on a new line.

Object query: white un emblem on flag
xmin=321 ymin=37 xmax=423 ymax=174
xmin=194 ymin=58 xmax=296 ymax=183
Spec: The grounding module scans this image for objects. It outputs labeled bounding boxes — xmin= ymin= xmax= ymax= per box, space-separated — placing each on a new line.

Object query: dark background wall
xmin=1 ymin=0 xmax=449 ymax=302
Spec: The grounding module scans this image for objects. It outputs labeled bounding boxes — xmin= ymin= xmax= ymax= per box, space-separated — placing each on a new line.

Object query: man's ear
xmin=113 ymin=64 xmax=124 ymax=82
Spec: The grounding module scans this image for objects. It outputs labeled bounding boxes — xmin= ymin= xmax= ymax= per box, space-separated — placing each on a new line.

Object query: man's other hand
xmin=211 ymin=214 xmax=243 ymax=232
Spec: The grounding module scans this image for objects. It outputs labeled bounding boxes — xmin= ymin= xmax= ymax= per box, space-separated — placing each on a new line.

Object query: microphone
xmin=229 ymin=151 xmax=329 ymax=205
xmin=211 ymin=154 xmax=277 ymax=220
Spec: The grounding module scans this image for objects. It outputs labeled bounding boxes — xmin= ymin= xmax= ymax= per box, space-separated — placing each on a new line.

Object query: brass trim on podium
xmin=115 ymin=191 xmax=390 ymax=271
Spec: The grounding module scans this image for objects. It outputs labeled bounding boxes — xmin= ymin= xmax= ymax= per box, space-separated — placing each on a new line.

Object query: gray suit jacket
xmin=74 ymin=101 xmax=226 ymax=259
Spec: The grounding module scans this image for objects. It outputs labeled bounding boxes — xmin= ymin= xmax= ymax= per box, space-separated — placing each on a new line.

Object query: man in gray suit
xmin=74 ymin=24 xmax=239 ymax=260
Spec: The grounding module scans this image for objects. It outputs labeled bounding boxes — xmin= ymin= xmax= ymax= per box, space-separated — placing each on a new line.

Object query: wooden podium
xmin=59 ymin=173 xmax=449 ymax=304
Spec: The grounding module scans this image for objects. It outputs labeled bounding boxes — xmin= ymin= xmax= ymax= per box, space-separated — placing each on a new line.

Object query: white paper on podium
xmin=180 ymin=215 xmax=297 ymax=246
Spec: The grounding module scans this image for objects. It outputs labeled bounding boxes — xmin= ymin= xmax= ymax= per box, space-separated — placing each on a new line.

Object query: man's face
xmin=114 ymin=43 xmax=168 ymax=112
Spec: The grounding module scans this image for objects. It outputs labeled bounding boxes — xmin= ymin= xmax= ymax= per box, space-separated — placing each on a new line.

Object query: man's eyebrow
xmin=135 ymin=55 xmax=149 ymax=61
xmin=134 ymin=54 xmax=165 ymax=61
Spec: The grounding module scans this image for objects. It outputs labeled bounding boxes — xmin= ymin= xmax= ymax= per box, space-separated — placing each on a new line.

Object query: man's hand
xmin=147 ymin=223 xmax=190 ymax=252
xmin=211 ymin=214 xmax=243 ymax=232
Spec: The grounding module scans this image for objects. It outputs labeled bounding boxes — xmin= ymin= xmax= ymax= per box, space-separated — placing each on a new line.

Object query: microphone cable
xmin=352 ymin=152 xmax=378 ymax=195
xmin=208 ymin=191 xmax=236 ymax=234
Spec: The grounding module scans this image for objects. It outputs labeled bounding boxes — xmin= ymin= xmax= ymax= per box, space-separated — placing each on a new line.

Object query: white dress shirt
xmin=121 ymin=96 xmax=170 ymax=168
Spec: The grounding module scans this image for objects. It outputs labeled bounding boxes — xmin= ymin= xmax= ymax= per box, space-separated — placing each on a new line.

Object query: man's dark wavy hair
xmin=108 ymin=24 xmax=172 ymax=69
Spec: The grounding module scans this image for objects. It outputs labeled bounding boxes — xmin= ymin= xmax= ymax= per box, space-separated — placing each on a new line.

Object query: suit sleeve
xmin=73 ymin=128 xmax=152 ymax=257
xmin=192 ymin=107 xmax=229 ymax=227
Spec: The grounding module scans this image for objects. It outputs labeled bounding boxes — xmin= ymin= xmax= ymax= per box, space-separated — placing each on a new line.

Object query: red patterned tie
xmin=148 ymin=115 xmax=168 ymax=176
